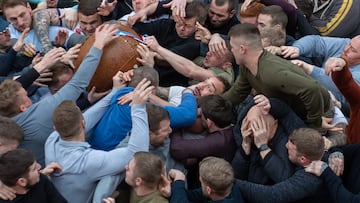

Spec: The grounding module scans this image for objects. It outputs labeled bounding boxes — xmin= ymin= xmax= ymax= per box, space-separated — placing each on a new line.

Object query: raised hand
xmin=93 ymin=24 xmax=119 ymax=49
xmin=130 ymin=78 xmax=154 ymax=105
xmin=325 ymin=57 xmax=346 ymax=75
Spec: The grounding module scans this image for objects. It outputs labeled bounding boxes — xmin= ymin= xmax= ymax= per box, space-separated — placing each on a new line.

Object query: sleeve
xmin=170 ymin=180 xmax=193 ymax=203
xmin=222 ymin=68 xmax=252 ymax=106
xmin=43 ymin=174 xmax=68 ymax=203
xmin=0 ymin=48 xmax=17 ymax=76
xmin=15 ymin=67 xmax=40 ymax=88
xmin=320 ymin=167 xmax=360 ymax=203
xmin=332 ymin=62 xmax=360 ymax=107
xmin=88 ymin=104 xmax=149 ymax=179
xmin=236 ymin=170 xmax=322 ymax=203
xmin=163 ymin=92 xmax=197 ymax=128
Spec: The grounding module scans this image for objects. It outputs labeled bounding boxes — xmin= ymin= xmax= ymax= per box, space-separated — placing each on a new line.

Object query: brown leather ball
xmin=74 ymin=24 xmax=141 ymax=92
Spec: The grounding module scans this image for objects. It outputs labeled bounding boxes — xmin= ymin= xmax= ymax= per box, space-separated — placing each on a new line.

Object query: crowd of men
xmin=0 ymin=0 xmax=359 ymax=202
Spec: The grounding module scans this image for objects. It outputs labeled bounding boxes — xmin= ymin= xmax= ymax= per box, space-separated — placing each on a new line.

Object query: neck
xmin=244 ymin=49 xmax=263 ymax=76
xmin=208 ymin=124 xmax=232 ymax=133
xmin=61 ymin=132 xmax=85 ymax=142
xmin=133 ymin=185 xmax=158 ymax=196
xmin=12 ymin=185 xmax=29 ymax=195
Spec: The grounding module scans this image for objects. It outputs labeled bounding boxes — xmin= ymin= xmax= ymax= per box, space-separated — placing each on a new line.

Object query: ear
xmin=206 ymin=185 xmax=212 ymax=195
xmin=81 ymin=120 xmax=85 ymax=129
xmin=299 ymin=155 xmax=309 ymax=165
xmin=135 ymin=177 xmax=143 ymax=187
xmin=206 ymin=118 xmax=214 ymax=128
xmin=19 ymin=104 xmax=28 ymax=112
xmin=240 ymin=44 xmax=247 ymax=54
xmin=17 ymin=177 xmax=28 ymax=187
xmin=274 ymin=24 xmax=282 ymax=31
xmin=229 ymin=9 xmax=236 ymax=18
xmin=221 ymin=61 xmax=233 ymax=69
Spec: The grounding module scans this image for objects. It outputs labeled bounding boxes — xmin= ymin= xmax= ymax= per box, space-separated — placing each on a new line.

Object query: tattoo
xmin=320 ymin=162 xmax=328 ymax=174
xmin=33 ymin=10 xmax=53 ymax=53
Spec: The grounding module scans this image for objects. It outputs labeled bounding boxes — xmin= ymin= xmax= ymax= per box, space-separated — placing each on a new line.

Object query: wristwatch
xmin=258 ymin=144 xmax=270 ymax=152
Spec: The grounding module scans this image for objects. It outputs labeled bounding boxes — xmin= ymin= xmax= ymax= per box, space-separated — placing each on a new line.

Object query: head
xmin=0 ymin=118 xmax=23 ymax=155
xmin=78 ymin=0 xmax=103 ymax=36
xmin=0 ymin=149 xmax=41 ymax=189
xmin=341 ymin=35 xmax=360 ymax=66
xmin=203 ymin=40 xmax=234 ymax=68
xmin=242 ymin=105 xmax=278 ymax=140
xmin=190 ymin=76 xmax=231 ymax=97
xmin=2 ymin=0 xmax=32 ymax=32
xmin=229 ymin=23 xmax=263 ymax=65
xmin=175 ymin=2 xmax=208 ymax=39
xmin=208 ymin=0 xmax=236 ymax=28
xmin=0 ymin=18 xmax=11 ymax=51
xmin=46 ymin=0 xmax=59 ymax=8
xmin=198 ymin=95 xmax=233 ymax=131
xmin=53 ymin=100 xmax=84 ymax=140
xmin=257 ymin=5 xmax=288 ymax=32
xmin=286 ymin=128 xmax=324 ymax=166
xmin=43 ymin=62 xmax=74 ymax=94
xmin=125 ymin=152 xmax=164 ymax=190
xmin=0 ymin=80 xmax=32 ymax=117
xmin=260 ymin=27 xmax=286 ymax=47
xmin=132 ymin=0 xmax=155 ymax=12
xmin=147 ymin=104 xmax=172 ymax=147
xmin=128 ymin=66 xmax=159 ymax=88
xmin=239 ymin=1 xmax=265 ymax=24
xmin=199 ymin=157 xmax=234 ymax=199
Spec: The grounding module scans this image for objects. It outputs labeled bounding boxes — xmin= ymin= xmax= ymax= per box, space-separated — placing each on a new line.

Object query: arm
xmin=222 ymin=69 xmax=252 ymax=105
xmin=163 ymin=92 xmax=197 ymax=127
xmin=0 ymin=49 xmax=17 ymax=76
xmin=170 ymin=180 xmax=194 ymax=203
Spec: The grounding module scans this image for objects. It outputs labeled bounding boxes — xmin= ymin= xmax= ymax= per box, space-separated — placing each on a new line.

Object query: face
xmin=50 ymin=72 xmax=74 ymax=94
xmin=175 ymin=17 xmax=197 ymax=39
xmin=203 ymin=50 xmax=229 ymax=68
xmin=0 ymin=139 xmax=19 ymax=155
xmin=230 ymin=37 xmax=244 ymax=65
xmin=150 ymin=119 xmax=172 ymax=147
xmin=46 ymin=0 xmax=59 ymax=8
xmin=17 ymin=87 xmax=33 ymax=111
xmin=257 ymin=14 xmax=273 ymax=32
xmin=78 ymin=13 xmax=103 ymax=36
xmin=4 ymin=4 xmax=32 ymax=32
xmin=0 ymin=29 xmax=12 ymax=50
xmin=341 ymin=36 xmax=360 ymax=66
xmin=25 ymin=161 xmax=41 ymax=188
xmin=285 ymin=139 xmax=300 ymax=165
xmin=132 ymin=0 xmax=153 ymax=12
xmin=191 ymin=77 xmax=225 ymax=97
xmin=208 ymin=1 xmax=234 ymax=28
xmin=125 ymin=158 xmax=136 ymax=187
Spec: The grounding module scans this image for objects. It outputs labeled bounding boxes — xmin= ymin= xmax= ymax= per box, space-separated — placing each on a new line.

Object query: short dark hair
xmin=53 ymin=100 xmax=83 ymax=139
xmin=0 ymin=117 xmax=24 ymax=143
xmin=198 ymin=95 xmax=232 ymax=128
xmin=260 ymin=27 xmax=286 ymax=47
xmin=212 ymin=0 xmax=235 ymax=12
xmin=215 ymin=76 xmax=231 ymax=93
xmin=260 ymin=5 xmax=288 ymax=28
xmin=2 ymin=0 xmax=27 ymax=11
xmin=128 ymin=66 xmax=159 ymax=88
xmin=146 ymin=104 xmax=169 ymax=133
xmin=185 ymin=2 xmax=208 ymax=25
xmin=43 ymin=62 xmax=74 ymax=91
xmin=289 ymin=128 xmax=325 ymax=161
xmin=0 ymin=149 xmax=34 ymax=186
xmin=229 ymin=23 xmax=262 ymax=49
xmin=78 ymin=0 xmax=102 ymax=16
xmin=133 ymin=152 xmax=164 ymax=188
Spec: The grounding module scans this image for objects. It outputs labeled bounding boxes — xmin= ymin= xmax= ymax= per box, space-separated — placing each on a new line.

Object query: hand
xmin=93 ymin=24 xmax=119 ymax=49
xmin=241 ymin=118 xmax=252 ymax=155
xmin=305 ymin=160 xmax=328 ymax=176
xmin=54 ymin=29 xmax=69 ymax=47
xmin=254 ymin=94 xmax=270 ymax=115
xmin=32 ymin=53 xmax=42 ymax=66
xmin=128 ymin=9 xmax=147 ymax=27
xmin=323 ymin=136 xmax=333 ymax=150
xmin=325 ymin=57 xmax=346 ymax=75
xmin=61 ymin=44 xmax=81 ymax=68
xmin=208 ymin=34 xmax=227 ymax=56
xmin=321 ymin=117 xmax=343 ymax=134
xmin=19 ymin=43 xmax=36 ymax=58
xmin=163 ymin=0 xmax=187 ymax=23
xmin=41 ymin=162 xmax=62 ymax=176
xmin=32 ymin=69 xmax=53 ymax=87
xmin=130 ymin=78 xmax=154 ymax=105
xmin=328 ymin=90 xmax=341 ymax=108
xmin=168 ymin=169 xmax=186 ymax=181
xmin=0 ymin=181 xmax=16 ymax=200
xmin=35 ymin=47 xmax=66 ymax=72
xmin=195 ymin=22 xmax=211 ymax=44
xmin=145 ymin=36 xmax=160 ymax=52
xmin=251 ymin=116 xmax=270 ymax=148
xmin=264 ymin=46 xmax=281 ymax=55
xmin=136 ymin=43 xmax=156 ymax=67
xmin=97 ymin=0 xmax=118 ymax=16
xmin=240 ymin=0 xmax=255 ymax=12
xmin=102 ymin=197 xmax=115 ymax=203
xmin=60 ymin=8 xmax=78 ymax=30
xmin=13 ymin=27 xmax=30 ymax=52
xmin=158 ymin=169 xmax=171 ymax=198
xmin=87 ymin=87 xmax=110 ymax=104
xmin=117 ymin=91 xmax=134 ymax=105
xmin=291 ymin=59 xmax=314 ymax=75
xmin=122 ymin=69 xmax=134 ymax=83
xmin=112 ymin=71 xmax=128 ymax=90
xmin=328 ymin=151 xmax=344 ymax=176
xmin=280 ymin=46 xmax=300 ymax=58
